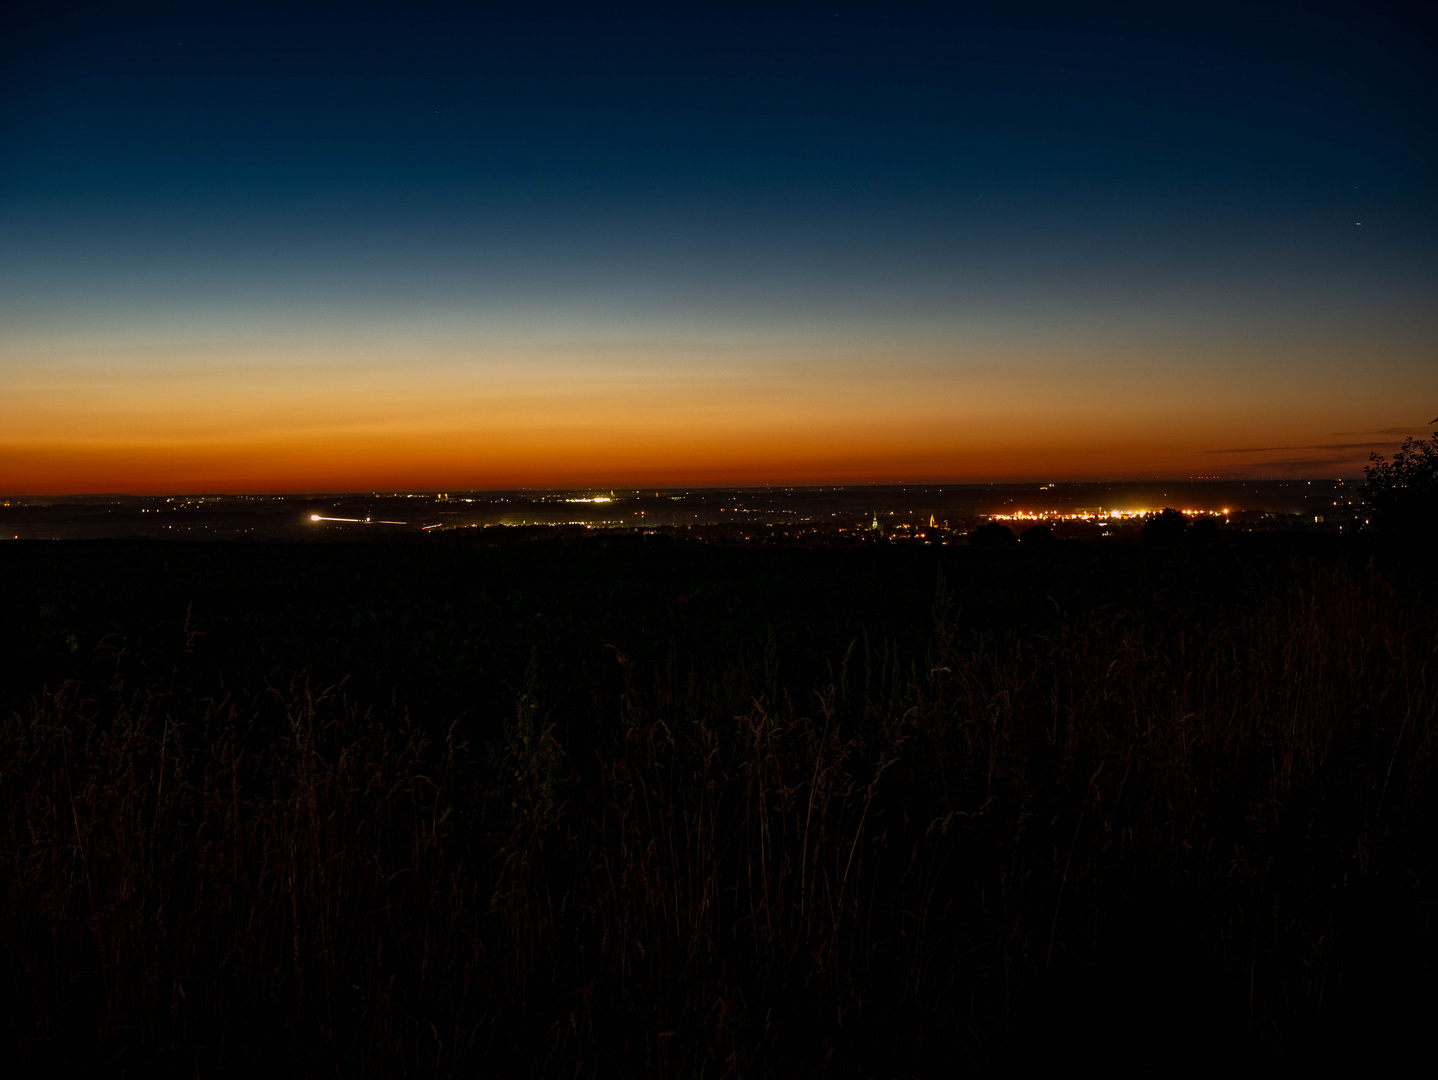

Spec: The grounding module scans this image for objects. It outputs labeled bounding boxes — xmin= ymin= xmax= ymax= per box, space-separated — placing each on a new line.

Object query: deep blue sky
xmin=3 ymin=2 xmax=1435 ymax=490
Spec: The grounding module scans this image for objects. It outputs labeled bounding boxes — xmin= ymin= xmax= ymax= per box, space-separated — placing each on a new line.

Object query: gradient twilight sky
xmin=3 ymin=2 xmax=1436 ymax=492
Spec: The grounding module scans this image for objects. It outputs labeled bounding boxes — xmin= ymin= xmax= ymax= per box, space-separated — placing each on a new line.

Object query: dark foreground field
xmin=2 ymin=534 xmax=1435 ymax=1075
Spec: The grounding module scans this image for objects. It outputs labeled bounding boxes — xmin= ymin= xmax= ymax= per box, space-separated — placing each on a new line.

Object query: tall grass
xmin=2 ymin=555 xmax=1435 ymax=1074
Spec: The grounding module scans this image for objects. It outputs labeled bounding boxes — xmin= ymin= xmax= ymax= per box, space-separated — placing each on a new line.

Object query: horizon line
xmin=2 ymin=476 xmax=1365 ymax=499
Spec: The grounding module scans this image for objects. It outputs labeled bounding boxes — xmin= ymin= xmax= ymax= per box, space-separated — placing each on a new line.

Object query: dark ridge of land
xmin=1 ymin=532 xmax=1433 ymax=1074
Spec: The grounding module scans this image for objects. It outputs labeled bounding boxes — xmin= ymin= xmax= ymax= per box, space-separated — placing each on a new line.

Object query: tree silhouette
xmin=1188 ymin=516 xmax=1220 ymax=545
xmin=1020 ymin=524 xmax=1056 ymax=545
xmin=1142 ymin=508 xmax=1188 ymax=546
xmin=1363 ymin=418 xmax=1438 ymax=533
xmin=969 ymin=522 xmax=1017 ymax=547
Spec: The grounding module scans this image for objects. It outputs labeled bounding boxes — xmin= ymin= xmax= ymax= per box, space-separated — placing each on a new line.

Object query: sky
xmin=2 ymin=1 xmax=1435 ymax=492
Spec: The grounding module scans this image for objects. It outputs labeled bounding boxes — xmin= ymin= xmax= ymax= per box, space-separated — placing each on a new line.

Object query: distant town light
xmin=988 ymin=507 xmax=1228 ymax=523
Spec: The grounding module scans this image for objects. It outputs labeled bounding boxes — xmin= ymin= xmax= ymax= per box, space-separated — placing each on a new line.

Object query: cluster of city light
xmin=564 ymin=496 xmax=614 ymax=503
xmin=988 ymin=508 xmax=1229 ymax=523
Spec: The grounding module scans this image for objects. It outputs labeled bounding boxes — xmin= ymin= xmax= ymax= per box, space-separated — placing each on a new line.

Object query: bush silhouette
xmin=1188 ymin=516 xmax=1220 ymax=545
xmin=1142 ymin=508 xmax=1188 ymax=546
xmin=969 ymin=522 xmax=1017 ymax=547
xmin=1363 ymin=417 xmax=1438 ymax=533
xmin=1020 ymin=524 xmax=1056 ymax=545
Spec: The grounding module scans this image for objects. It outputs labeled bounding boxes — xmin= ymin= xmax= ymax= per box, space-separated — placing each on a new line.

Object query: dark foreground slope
xmin=1 ymin=536 xmax=1434 ymax=1075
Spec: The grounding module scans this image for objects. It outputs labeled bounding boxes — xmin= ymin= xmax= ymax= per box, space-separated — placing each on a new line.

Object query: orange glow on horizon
xmin=0 ymin=426 xmax=1385 ymax=494
xmin=3 ymin=324 xmax=1426 ymax=493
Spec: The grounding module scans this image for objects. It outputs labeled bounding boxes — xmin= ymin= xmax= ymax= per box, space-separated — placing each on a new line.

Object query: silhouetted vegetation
xmin=1189 ymin=515 xmax=1220 ymax=544
xmin=967 ymin=522 xmax=1016 ymax=547
xmin=1364 ymin=418 xmax=1438 ymax=533
xmin=1141 ymin=507 xmax=1189 ymax=545
xmin=1 ymin=537 xmax=1435 ymax=1074
xmin=1018 ymin=523 xmax=1055 ymax=545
